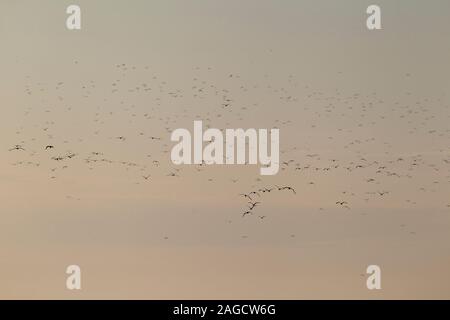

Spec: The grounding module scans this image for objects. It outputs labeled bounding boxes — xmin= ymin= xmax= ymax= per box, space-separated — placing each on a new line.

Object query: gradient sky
xmin=1 ymin=0 xmax=449 ymax=299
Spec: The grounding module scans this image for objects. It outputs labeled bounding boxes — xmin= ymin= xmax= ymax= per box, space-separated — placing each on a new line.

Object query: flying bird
xmin=240 ymin=193 xmax=253 ymax=201
xmin=9 ymin=145 xmax=25 ymax=151
xmin=277 ymin=186 xmax=296 ymax=194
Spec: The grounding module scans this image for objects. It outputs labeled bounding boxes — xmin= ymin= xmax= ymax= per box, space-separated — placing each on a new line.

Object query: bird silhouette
xmin=9 ymin=145 xmax=25 ymax=151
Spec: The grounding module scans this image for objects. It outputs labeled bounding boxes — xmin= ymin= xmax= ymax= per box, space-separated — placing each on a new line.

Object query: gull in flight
xmin=9 ymin=145 xmax=25 ymax=151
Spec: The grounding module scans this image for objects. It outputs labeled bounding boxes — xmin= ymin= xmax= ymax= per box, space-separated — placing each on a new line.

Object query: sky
xmin=0 ymin=0 xmax=449 ymax=299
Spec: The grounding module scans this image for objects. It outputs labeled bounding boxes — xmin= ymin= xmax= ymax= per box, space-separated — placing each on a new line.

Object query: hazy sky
xmin=1 ymin=0 xmax=449 ymax=299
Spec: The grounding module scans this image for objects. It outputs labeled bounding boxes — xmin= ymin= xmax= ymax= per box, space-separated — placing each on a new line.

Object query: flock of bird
xmin=6 ymin=61 xmax=450 ymax=236
xmin=240 ymin=185 xmax=296 ymax=218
